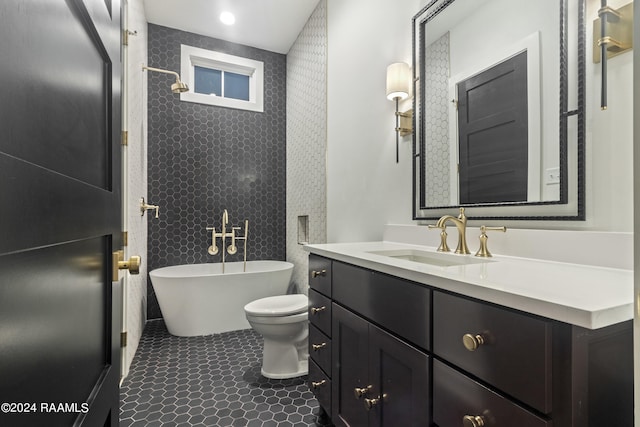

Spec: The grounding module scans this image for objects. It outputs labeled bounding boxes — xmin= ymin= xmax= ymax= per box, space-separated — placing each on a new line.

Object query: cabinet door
xmin=332 ymin=303 xmax=370 ymax=427
xmin=433 ymin=291 xmax=552 ymax=413
xmin=309 ymin=288 xmax=332 ymax=336
xmin=433 ymin=360 xmax=550 ymax=427
xmin=369 ymin=324 xmax=430 ymax=427
xmin=309 ymin=254 xmax=332 ymax=297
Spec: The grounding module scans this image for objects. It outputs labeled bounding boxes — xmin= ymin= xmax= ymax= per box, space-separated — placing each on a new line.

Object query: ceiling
xmin=142 ymin=0 xmax=321 ymax=54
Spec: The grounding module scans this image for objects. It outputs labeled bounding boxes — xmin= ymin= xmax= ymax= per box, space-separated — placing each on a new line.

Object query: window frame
xmin=180 ymin=44 xmax=264 ymax=112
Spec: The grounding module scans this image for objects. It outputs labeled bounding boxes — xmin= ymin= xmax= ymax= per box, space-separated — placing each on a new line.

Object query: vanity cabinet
xmin=307 ymin=254 xmax=633 ymax=427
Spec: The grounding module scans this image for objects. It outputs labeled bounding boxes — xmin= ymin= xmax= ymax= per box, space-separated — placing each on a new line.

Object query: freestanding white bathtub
xmin=149 ymin=261 xmax=294 ymax=336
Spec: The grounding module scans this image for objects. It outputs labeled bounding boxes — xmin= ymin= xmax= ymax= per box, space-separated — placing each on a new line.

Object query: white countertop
xmin=304 ymin=241 xmax=633 ymax=330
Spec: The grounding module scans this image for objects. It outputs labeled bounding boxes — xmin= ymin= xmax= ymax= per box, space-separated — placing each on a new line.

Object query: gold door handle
xmin=312 ymin=342 xmax=327 ymax=351
xmin=310 ymin=306 xmax=326 ymax=314
xmin=311 ymin=269 xmax=327 ymax=278
xmin=120 ymin=255 xmax=141 ymax=274
xmin=112 ymin=250 xmax=141 ymax=281
xmin=363 ymin=397 xmax=380 ymax=411
xmin=354 ymin=385 xmax=372 ymax=399
xmin=311 ymin=380 xmax=327 ymax=389
xmin=462 ymin=333 xmax=485 ymax=351
xmin=463 ymin=415 xmax=485 ymax=427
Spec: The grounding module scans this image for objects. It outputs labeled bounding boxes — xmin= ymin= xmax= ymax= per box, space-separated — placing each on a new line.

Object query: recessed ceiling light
xmin=220 ymin=11 xmax=235 ymax=25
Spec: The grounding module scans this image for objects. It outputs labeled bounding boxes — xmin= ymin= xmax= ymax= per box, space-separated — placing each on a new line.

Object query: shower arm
xmin=142 ymin=65 xmax=180 ymax=81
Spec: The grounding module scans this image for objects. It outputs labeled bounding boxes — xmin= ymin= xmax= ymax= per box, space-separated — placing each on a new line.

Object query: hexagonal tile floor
xmin=120 ymin=321 xmax=333 ymax=427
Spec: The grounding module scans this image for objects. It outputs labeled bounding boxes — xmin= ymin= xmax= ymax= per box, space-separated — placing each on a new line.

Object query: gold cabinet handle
xmin=311 ymin=380 xmax=327 ymax=389
xmin=311 ymin=269 xmax=327 ymax=278
xmin=354 ymin=385 xmax=372 ymax=399
xmin=310 ymin=306 xmax=326 ymax=314
xmin=312 ymin=342 xmax=327 ymax=351
xmin=463 ymin=415 xmax=485 ymax=427
xmin=462 ymin=333 xmax=485 ymax=351
xmin=363 ymin=397 xmax=381 ymax=411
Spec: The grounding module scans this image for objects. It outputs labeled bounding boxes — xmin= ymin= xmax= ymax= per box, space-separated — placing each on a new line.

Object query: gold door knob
xmin=363 ymin=397 xmax=380 ymax=411
xmin=462 ymin=333 xmax=485 ymax=351
xmin=311 ymin=269 xmax=327 ymax=278
xmin=311 ymin=380 xmax=327 ymax=389
xmin=112 ymin=251 xmax=141 ymax=281
xmin=310 ymin=306 xmax=326 ymax=314
xmin=354 ymin=385 xmax=372 ymax=399
xmin=119 ymin=255 xmax=141 ymax=274
xmin=312 ymin=342 xmax=327 ymax=351
xmin=463 ymin=415 xmax=485 ymax=427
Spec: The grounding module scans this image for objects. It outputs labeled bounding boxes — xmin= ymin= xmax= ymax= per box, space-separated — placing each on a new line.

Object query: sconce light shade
xmin=386 ymin=62 xmax=411 ymax=101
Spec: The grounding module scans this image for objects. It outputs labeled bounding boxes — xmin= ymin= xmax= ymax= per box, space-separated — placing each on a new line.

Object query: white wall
xmin=287 ymin=1 xmax=328 ymax=291
xmin=326 ymin=0 xmax=419 ymax=242
xmin=123 ymin=0 xmax=148 ymax=376
xmin=326 ymin=0 xmax=633 ymax=242
xmin=585 ymin=0 xmax=634 ymax=231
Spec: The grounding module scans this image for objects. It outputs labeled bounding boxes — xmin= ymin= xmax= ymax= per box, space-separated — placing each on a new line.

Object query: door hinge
xmin=120 ymin=331 xmax=128 ymax=348
xmin=121 ymin=130 xmax=128 ymax=146
xmin=451 ymin=98 xmax=459 ymax=110
xmin=123 ymin=30 xmax=137 ymax=47
xmin=122 ymin=231 xmax=128 ymax=247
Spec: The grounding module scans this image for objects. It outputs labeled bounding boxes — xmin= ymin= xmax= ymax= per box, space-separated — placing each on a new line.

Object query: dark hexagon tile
xmin=120 ymin=321 xmax=333 ymax=426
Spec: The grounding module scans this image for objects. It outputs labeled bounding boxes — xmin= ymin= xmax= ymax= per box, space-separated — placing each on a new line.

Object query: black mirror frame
xmin=412 ymin=0 xmax=585 ymax=221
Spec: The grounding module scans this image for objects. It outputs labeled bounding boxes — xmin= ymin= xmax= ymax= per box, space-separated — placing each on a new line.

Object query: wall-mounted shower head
xmin=170 ymin=80 xmax=189 ymax=94
xmin=142 ymin=65 xmax=189 ymax=93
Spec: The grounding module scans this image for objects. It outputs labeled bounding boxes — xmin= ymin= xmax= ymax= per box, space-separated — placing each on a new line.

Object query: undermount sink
xmin=368 ymin=249 xmax=494 ymax=267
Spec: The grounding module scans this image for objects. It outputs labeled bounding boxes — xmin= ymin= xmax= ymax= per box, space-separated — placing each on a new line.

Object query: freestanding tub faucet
xmin=206 ymin=210 xmax=249 ymax=272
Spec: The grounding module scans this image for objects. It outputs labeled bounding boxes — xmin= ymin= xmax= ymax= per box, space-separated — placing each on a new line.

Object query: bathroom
xmin=0 ymin=0 xmax=636 ymax=426
xmin=124 ymin=0 xmax=636 ymax=424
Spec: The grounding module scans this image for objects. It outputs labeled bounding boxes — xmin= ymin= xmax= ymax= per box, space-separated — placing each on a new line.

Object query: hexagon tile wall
xmin=147 ymin=24 xmax=287 ymax=319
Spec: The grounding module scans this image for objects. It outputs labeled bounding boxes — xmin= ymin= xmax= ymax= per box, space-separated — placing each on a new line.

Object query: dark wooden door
xmin=457 ymin=50 xmax=528 ymax=204
xmin=0 ymin=1 xmax=122 ymax=426
xmin=368 ymin=325 xmax=429 ymax=427
xmin=332 ymin=304 xmax=369 ymax=427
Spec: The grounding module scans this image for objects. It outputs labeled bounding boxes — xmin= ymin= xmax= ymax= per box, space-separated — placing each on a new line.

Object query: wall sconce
xmin=593 ymin=1 xmax=633 ymax=110
xmin=386 ymin=62 xmax=413 ymax=163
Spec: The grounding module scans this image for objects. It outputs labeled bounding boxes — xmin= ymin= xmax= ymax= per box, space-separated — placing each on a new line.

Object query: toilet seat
xmin=244 ymin=294 xmax=308 ymax=317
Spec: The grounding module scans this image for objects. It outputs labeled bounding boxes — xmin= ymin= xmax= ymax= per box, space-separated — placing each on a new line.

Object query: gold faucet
xmin=222 ymin=209 xmax=229 ymax=237
xmin=205 ymin=210 xmax=250 ymax=272
xmin=436 ymin=207 xmax=470 ymax=255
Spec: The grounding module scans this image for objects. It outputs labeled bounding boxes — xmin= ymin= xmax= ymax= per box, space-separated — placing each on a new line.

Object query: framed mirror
xmin=412 ymin=0 xmax=585 ymax=220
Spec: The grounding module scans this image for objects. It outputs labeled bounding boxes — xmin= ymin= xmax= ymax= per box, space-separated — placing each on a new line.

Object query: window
xmin=180 ymin=44 xmax=264 ymax=112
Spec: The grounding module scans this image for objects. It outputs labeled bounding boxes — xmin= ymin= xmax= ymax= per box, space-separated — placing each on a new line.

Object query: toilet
xmin=244 ymin=294 xmax=309 ymax=379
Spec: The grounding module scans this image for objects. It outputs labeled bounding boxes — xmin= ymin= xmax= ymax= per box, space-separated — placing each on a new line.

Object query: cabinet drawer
xmin=433 ymin=360 xmax=550 ymax=427
xmin=309 ymin=288 xmax=332 ymax=336
xmin=433 ymin=291 xmax=552 ymax=413
xmin=309 ymin=359 xmax=331 ymax=415
xmin=309 ymin=323 xmax=332 ymax=376
xmin=309 ymin=254 xmax=332 ymax=297
xmin=333 ymin=261 xmax=430 ymax=350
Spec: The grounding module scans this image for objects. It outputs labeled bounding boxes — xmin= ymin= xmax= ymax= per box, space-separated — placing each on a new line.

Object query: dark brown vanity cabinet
xmin=307 ymin=254 xmax=633 ymax=427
